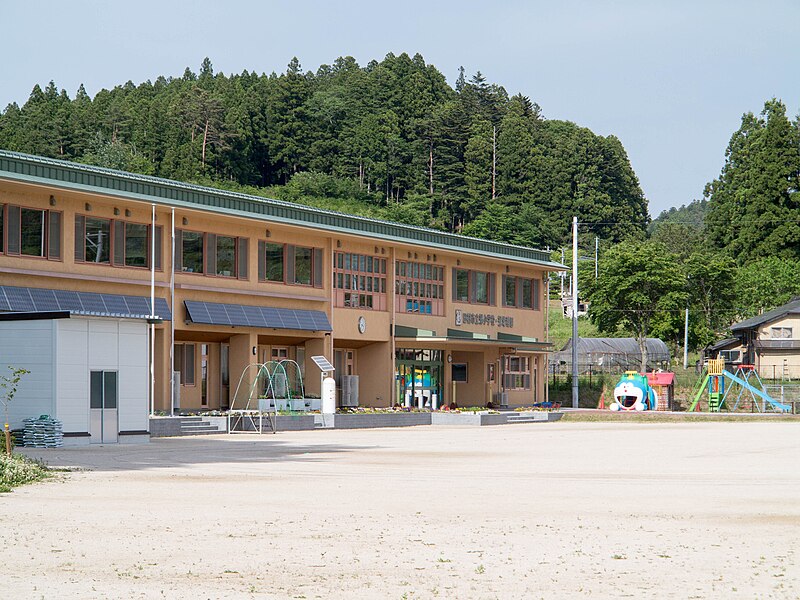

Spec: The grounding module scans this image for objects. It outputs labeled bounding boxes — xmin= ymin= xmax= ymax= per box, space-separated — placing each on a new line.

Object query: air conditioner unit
xmin=494 ymin=392 xmax=509 ymax=408
xmin=341 ymin=375 xmax=359 ymax=407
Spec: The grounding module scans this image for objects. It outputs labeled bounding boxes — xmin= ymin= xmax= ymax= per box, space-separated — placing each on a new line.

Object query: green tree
xmin=705 ymin=99 xmax=800 ymax=264
xmin=585 ymin=241 xmax=686 ymax=370
xmin=734 ymin=257 xmax=800 ymax=319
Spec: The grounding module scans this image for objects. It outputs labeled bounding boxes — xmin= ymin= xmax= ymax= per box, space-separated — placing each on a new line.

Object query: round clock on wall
xmin=357 ymin=316 xmax=366 ymax=334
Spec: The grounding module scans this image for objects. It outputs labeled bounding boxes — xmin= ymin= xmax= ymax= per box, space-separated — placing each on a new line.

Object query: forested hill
xmin=0 ymin=53 xmax=649 ymax=249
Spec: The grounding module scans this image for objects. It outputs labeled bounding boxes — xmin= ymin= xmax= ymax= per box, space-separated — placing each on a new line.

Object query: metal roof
xmin=557 ymin=337 xmax=670 ymax=358
xmin=0 ymin=150 xmax=565 ymax=270
xmin=730 ymin=297 xmax=800 ymax=332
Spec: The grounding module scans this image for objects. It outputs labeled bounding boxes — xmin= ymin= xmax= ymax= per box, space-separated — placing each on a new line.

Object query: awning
xmin=0 ymin=285 xmax=171 ymax=320
xmin=394 ymin=325 xmax=552 ymax=351
xmin=184 ymin=300 xmax=331 ymax=332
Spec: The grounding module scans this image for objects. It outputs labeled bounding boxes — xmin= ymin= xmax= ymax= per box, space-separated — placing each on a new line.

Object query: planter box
xmin=259 ymin=398 xmax=321 ymax=412
xmin=431 ymin=412 xmax=507 ymax=426
xmin=331 ymin=412 xmax=432 ymax=429
xmin=507 ymin=411 xmax=564 ymax=423
xmin=275 ymin=415 xmax=316 ymax=431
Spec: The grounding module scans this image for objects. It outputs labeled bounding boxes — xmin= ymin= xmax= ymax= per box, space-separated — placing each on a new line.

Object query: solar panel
xmin=311 ymin=355 xmax=335 ymax=372
xmin=0 ymin=286 xmax=172 ymax=320
xmin=184 ymin=300 xmax=331 ymax=332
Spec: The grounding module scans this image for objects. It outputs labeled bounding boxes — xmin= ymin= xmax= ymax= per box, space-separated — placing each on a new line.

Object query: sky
xmin=2 ymin=0 xmax=798 ymax=217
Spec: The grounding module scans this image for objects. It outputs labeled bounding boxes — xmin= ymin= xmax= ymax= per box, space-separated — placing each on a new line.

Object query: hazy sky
xmin=2 ymin=0 xmax=798 ymax=216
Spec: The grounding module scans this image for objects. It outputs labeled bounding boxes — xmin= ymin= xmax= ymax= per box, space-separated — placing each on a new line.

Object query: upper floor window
xmin=76 ymin=215 xmax=161 ymax=269
xmin=770 ymin=327 xmax=793 ymax=339
xmin=176 ymin=230 xmax=248 ymax=279
xmin=334 ymin=252 xmax=387 ymax=309
xmin=395 ymin=260 xmax=444 ymax=315
xmin=503 ymin=275 xmax=541 ymax=310
xmin=258 ymin=241 xmax=323 ymax=287
xmin=452 ymin=268 xmax=495 ymax=306
xmin=1 ymin=204 xmax=62 ymax=260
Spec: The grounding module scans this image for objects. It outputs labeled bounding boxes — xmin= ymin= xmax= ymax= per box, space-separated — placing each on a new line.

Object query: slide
xmin=721 ymin=370 xmax=790 ymax=412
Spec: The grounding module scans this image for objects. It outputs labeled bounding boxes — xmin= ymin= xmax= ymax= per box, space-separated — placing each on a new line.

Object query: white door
xmin=90 ymin=371 xmax=118 ymax=444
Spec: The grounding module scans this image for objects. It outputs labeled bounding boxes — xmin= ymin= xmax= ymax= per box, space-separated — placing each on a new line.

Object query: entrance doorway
xmin=395 ymin=349 xmax=443 ymax=408
xmin=90 ymin=370 xmax=118 ymax=444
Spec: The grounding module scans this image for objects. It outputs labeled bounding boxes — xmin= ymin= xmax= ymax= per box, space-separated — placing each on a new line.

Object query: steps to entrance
xmin=505 ymin=411 xmax=564 ymax=424
xmin=149 ymin=416 xmax=226 ymax=437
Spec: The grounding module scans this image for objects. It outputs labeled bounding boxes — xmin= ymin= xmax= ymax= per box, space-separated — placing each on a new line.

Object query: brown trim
xmin=175 ymin=282 xmax=325 ymax=302
xmin=0 ymin=265 xmax=170 ymax=288
xmin=119 ymin=430 xmax=150 ymax=436
xmin=63 ymin=431 xmax=91 ymax=437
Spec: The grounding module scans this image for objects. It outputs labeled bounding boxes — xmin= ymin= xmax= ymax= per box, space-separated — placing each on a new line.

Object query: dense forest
xmin=0 ymin=54 xmax=648 ymax=250
xmin=1 ymin=55 xmax=799 ymax=354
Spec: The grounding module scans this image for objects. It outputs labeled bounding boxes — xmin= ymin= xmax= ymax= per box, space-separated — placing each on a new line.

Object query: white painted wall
xmin=0 ymin=320 xmax=56 ymax=429
xmin=57 ymin=318 xmax=149 ymax=434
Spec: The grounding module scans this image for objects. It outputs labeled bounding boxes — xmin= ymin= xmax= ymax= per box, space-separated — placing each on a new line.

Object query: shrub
xmin=0 ymin=454 xmax=49 ymax=493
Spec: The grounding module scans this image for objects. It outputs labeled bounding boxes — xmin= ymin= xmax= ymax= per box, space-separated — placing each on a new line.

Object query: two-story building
xmin=0 ymin=150 xmax=564 ymax=443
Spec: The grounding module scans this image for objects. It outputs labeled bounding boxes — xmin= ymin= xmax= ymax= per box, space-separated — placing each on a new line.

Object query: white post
xmin=683 ymin=306 xmax=689 ymax=369
xmin=170 ymin=208 xmax=175 ymax=416
xmin=572 ymin=216 xmax=579 ymax=409
xmin=150 ymin=203 xmax=156 ymax=416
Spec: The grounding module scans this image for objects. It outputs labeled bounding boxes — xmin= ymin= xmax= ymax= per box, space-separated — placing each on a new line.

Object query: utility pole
xmin=572 ymin=216 xmax=579 ymax=409
xmin=683 ymin=306 xmax=689 ymax=369
xmin=491 ymin=126 xmax=496 ymax=201
xmin=595 ymin=236 xmax=599 ymax=279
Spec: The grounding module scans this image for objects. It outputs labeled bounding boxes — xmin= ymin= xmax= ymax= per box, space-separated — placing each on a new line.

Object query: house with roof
xmin=720 ymin=297 xmax=800 ymax=380
xmin=0 ymin=151 xmax=565 ymax=443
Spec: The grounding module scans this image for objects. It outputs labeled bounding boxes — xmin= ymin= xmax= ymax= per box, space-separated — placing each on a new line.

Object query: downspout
xmin=170 ymin=208 xmax=175 ymax=417
xmin=149 ymin=203 xmax=156 ymax=416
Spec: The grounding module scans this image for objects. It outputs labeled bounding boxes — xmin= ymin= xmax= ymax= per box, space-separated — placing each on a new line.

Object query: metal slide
xmin=721 ymin=370 xmax=790 ymax=412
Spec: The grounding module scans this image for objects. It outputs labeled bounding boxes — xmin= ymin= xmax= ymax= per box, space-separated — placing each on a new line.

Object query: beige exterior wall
xmin=0 ymin=176 xmax=554 ymax=411
xmin=755 ymin=315 xmax=800 ymax=379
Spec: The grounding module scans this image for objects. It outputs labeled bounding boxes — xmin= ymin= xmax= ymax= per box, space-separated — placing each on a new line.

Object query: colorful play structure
xmin=609 ymin=371 xmax=658 ymax=411
xmin=687 ymin=358 xmax=790 ymax=413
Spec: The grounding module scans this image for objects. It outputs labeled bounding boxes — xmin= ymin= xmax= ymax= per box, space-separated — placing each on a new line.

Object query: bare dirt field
xmin=2 ymin=421 xmax=799 ymax=599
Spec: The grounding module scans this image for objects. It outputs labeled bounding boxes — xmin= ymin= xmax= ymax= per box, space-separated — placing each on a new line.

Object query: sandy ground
xmin=1 ymin=422 xmax=799 ymax=599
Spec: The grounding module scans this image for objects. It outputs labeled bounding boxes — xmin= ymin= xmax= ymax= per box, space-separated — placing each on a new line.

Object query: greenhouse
xmin=549 ymin=337 xmax=671 ymax=374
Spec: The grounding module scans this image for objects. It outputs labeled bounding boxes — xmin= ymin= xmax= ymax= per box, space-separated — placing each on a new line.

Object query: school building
xmin=0 ymin=150 xmax=564 ymax=443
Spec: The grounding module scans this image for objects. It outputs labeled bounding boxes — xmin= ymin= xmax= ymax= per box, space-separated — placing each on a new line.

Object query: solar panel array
xmin=0 ymin=286 xmax=171 ymax=320
xmin=185 ymin=300 xmax=331 ymax=332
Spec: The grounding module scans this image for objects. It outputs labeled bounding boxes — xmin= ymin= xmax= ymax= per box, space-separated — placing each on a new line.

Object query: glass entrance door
xmin=395 ymin=349 xmax=443 ymax=409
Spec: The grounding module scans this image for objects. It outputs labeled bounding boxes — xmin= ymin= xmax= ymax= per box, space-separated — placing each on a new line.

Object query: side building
xmin=0 ymin=150 xmax=564 ymax=443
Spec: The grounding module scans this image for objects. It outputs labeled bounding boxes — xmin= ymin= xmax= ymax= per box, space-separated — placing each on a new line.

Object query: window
xmin=503 ymin=275 xmax=541 ymax=310
xmin=181 ymin=231 xmax=204 ymax=273
xmin=294 ymin=246 xmax=312 ymax=285
xmin=215 ymin=235 xmax=236 ymax=277
xmin=770 ymin=327 xmax=793 ymax=339
xmin=335 ymin=252 xmax=387 ymax=310
xmin=451 ymin=363 xmax=468 ymax=383
xmin=75 ymin=215 xmax=160 ymax=269
xmin=262 ymin=242 xmax=284 ymax=282
xmin=174 ymin=343 xmax=196 ymax=386
xmin=84 ymin=217 xmax=111 ymax=263
xmin=124 ymin=223 xmax=148 ymax=267
xmin=503 ymin=356 xmax=530 ymax=390
xmin=3 ymin=205 xmax=62 ymax=260
xmin=452 ymin=268 xmax=495 ymax=306
xmin=455 ymin=269 xmax=469 ymax=302
xmin=720 ymin=350 xmax=741 ymax=362
xmin=395 ymin=260 xmax=444 ymax=315
xmin=258 ymin=242 xmax=322 ymax=287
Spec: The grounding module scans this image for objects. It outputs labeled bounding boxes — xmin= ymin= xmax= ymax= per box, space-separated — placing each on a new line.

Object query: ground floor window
xmin=395 ymin=349 xmax=443 ymax=408
xmin=503 ymin=355 xmax=531 ymax=390
xmin=174 ymin=343 xmax=196 ymax=386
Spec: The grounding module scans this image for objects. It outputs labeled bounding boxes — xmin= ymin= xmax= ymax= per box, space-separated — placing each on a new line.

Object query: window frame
xmin=3 ymin=204 xmax=62 ymax=261
xmin=75 ymin=214 xmax=159 ymax=270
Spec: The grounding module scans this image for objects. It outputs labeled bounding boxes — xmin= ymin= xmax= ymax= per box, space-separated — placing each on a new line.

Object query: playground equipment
xmin=609 ymin=371 xmax=658 ymax=411
xmin=228 ymin=360 xmax=306 ymax=433
xmin=688 ymin=358 xmax=790 ymax=413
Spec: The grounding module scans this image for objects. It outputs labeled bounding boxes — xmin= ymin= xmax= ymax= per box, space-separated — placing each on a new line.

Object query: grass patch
xmin=560 ymin=411 xmax=800 ymax=423
xmin=0 ymin=453 xmax=51 ymax=492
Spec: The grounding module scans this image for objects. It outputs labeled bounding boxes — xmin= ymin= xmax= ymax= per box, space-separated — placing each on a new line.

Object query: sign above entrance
xmin=311 ymin=355 xmax=335 ymax=372
xmin=455 ymin=309 xmax=514 ymax=328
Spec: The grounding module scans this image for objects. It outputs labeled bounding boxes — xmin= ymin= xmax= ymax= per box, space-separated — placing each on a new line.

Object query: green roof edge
xmin=0 ymin=150 xmax=566 ymax=269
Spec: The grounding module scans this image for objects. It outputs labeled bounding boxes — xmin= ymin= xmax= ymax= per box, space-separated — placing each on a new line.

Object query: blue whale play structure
xmin=609 ymin=371 xmax=658 ymax=411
